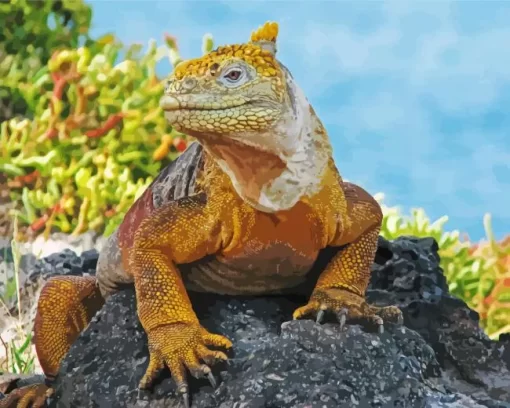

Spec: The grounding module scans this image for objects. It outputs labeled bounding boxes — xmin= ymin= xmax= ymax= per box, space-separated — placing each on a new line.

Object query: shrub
xmin=376 ymin=193 xmax=510 ymax=340
xmin=0 ymin=0 xmax=92 ymax=122
xmin=0 ymin=0 xmax=206 ymax=239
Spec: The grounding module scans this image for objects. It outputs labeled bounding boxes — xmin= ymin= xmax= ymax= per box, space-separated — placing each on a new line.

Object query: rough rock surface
xmin=2 ymin=236 xmax=510 ymax=408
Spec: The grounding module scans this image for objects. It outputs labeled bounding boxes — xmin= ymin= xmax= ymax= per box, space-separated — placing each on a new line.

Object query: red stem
xmin=85 ymin=113 xmax=124 ymax=138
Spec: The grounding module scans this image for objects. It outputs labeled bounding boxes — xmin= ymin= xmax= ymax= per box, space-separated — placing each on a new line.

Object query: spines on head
xmin=249 ymin=21 xmax=279 ymax=56
xmin=171 ymin=21 xmax=281 ymax=82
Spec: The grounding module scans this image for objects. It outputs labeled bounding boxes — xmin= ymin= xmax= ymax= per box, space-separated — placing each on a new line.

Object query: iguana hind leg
xmin=293 ymin=182 xmax=403 ymax=331
xmin=34 ymin=275 xmax=104 ymax=377
xmin=0 ymin=384 xmax=53 ymax=408
xmin=0 ymin=275 xmax=104 ymax=408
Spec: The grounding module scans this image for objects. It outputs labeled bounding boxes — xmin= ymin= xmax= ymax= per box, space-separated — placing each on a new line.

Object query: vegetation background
xmin=0 ymin=0 xmax=509 ymax=375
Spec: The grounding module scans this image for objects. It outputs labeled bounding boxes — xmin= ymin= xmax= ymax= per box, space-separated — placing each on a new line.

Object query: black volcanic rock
xmin=1 ymin=236 xmax=509 ymax=408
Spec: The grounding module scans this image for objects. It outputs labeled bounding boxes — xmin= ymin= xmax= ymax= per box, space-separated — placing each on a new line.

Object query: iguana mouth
xmin=160 ymin=95 xmax=251 ymax=112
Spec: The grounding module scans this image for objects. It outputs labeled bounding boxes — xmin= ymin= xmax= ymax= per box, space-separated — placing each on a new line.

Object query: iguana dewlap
xmin=0 ymin=21 xmax=402 ymax=408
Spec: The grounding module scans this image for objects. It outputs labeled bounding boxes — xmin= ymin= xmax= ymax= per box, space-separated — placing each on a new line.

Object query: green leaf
xmin=21 ymin=187 xmax=36 ymax=223
xmin=0 ymin=162 xmax=24 ymax=176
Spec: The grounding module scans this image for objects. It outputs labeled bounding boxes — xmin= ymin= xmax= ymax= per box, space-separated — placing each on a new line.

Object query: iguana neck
xmin=201 ymin=70 xmax=333 ymax=213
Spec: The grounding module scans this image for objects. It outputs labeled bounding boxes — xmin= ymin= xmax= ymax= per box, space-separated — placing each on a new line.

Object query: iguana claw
xmin=207 ymin=371 xmax=217 ymax=389
xmin=177 ymin=384 xmax=189 ymax=408
xmin=182 ymin=393 xmax=190 ymax=408
xmin=293 ymin=287 xmax=403 ymax=333
xmin=337 ymin=308 xmax=348 ymax=329
xmin=397 ymin=313 xmax=404 ymax=325
xmin=137 ymin=388 xmax=149 ymax=401
xmin=375 ymin=315 xmax=385 ymax=334
xmin=315 ymin=304 xmax=327 ymax=324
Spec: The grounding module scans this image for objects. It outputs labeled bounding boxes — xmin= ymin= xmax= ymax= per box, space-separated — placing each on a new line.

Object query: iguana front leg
xmin=293 ymin=182 xmax=403 ymax=331
xmin=129 ymin=193 xmax=233 ymax=407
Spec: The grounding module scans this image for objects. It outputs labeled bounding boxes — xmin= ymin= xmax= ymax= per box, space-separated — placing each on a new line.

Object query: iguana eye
xmin=224 ymin=69 xmax=242 ymax=82
xmin=218 ymin=64 xmax=252 ymax=88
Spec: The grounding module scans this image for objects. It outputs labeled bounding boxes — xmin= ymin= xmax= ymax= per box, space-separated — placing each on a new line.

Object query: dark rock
xmin=0 ymin=246 xmax=13 ymax=263
xmin=10 ymin=236 xmax=510 ymax=407
xmin=81 ymin=249 xmax=99 ymax=273
xmin=368 ymin=236 xmax=510 ymax=405
xmin=53 ymin=289 xmax=448 ymax=408
xmin=27 ymin=248 xmax=97 ymax=283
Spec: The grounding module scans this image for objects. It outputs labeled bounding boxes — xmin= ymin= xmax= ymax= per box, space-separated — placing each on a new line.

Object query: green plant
xmin=468 ymin=215 xmax=510 ymax=339
xmin=6 ymin=334 xmax=36 ymax=375
xmin=1 ymin=5 xmax=218 ymax=238
xmin=0 ymin=215 xmax=36 ymax=375
xmin=0 ymin=0 xmax=92 ymax=122
xmin=376 ymin=193 xmax=510 ymax=340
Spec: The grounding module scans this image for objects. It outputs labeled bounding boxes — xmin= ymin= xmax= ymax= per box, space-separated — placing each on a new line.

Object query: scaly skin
xmin=0 ymin=276 xmax=102 ymax=408
xmin=0 ymin=21 xmax=402 ymax=408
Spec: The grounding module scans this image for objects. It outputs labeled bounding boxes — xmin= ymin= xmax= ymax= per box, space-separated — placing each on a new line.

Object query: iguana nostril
xmin=164 ymin=80 xmax=173 ymax=93
xmin=209 ymin=63 xmax=220 ymax=76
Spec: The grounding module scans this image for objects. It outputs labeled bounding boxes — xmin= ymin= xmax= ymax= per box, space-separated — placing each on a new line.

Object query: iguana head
xmin=161 ymin=21 xmax=332 ymax=212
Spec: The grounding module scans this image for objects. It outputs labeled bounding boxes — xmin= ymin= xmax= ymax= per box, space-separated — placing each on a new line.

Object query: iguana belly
xmin=182 ymin=234 xmax=318 ymax=295
xmin=182 ymin=197 xmax=326 ymax=295
xmin=181 ymin=240 xmax=319 ymax=295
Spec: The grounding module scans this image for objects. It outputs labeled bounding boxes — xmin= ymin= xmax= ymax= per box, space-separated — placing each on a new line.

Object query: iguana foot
xmin=292 ymin=288 xmax=403 ymax=333
xmin=138 ymin=322 xmax=232 ymax=407
xmin=0 ymin=383 xmax=53 ymax=408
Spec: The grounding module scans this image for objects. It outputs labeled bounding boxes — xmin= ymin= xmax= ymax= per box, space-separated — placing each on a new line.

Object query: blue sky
xmin=88 ymin=0 xmax=510 ymax=242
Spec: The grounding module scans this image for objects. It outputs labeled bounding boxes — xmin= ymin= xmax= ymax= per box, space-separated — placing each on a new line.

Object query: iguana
xmin=0 ymin=21 xmax=403 ymax=408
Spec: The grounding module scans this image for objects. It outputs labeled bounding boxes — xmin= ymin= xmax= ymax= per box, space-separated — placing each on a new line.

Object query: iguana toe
xmin=376 ymin=305 xmax=404 ymax=326
xmin=0 ymin=383 xmax=52 ymax=408
xmin=195 ymin=344 xmax=228 ymax=368
xmin=137 ymin=322 xmax=232 ymax=404
xmin=293 ymin=288 xmax=403 ymax=333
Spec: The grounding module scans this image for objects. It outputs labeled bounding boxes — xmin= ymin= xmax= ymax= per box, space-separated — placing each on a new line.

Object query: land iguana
xmin=0 ymin=21 xmax=403 ymax=408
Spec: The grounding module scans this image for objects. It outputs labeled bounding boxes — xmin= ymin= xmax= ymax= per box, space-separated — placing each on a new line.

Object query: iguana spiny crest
xmin=161 ymin=21 xmax=333 ymax=213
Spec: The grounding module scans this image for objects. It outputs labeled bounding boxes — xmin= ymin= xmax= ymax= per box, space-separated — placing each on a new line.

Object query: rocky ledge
xmin=1 ymin=236 xmax=510 ymax=408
